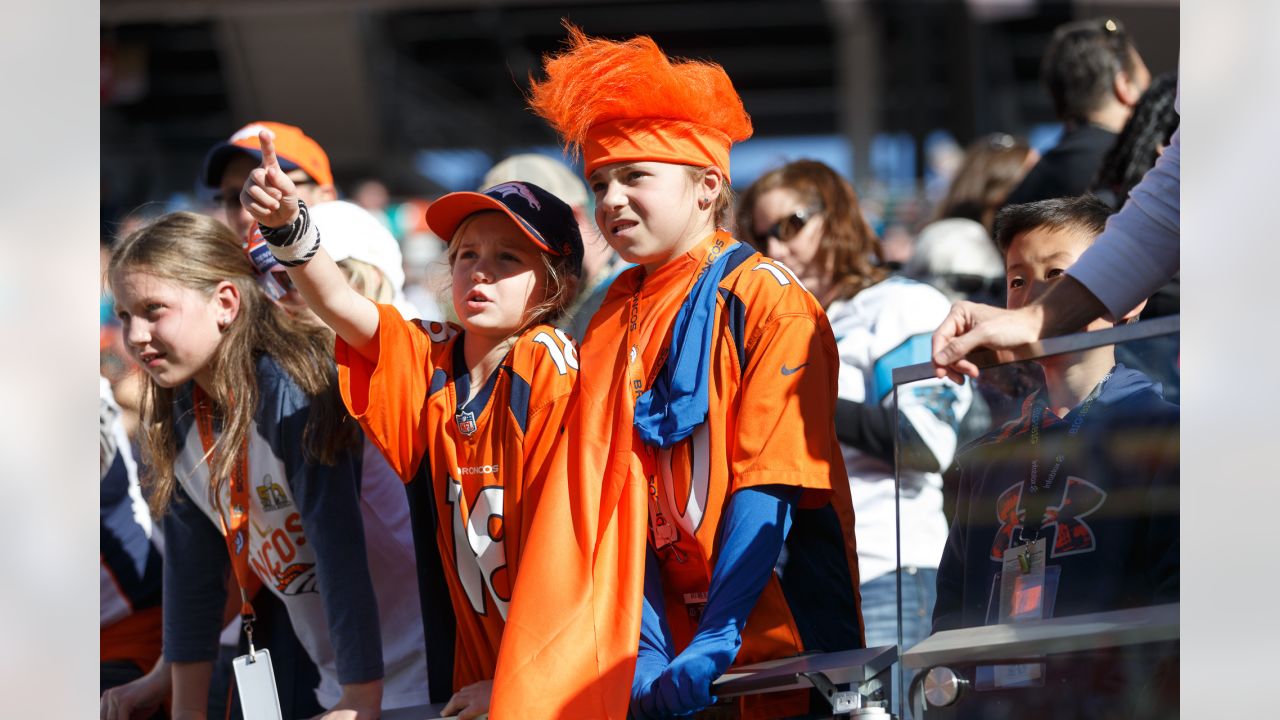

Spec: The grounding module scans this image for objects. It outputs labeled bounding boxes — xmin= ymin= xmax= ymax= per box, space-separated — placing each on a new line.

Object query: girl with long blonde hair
xmin=109 ymin=211 xmax=429 ymax=718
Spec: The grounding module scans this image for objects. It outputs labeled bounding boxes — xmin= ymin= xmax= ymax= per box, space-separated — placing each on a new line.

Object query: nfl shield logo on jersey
xmin=455 ymin=410 xmax=477 ymax=436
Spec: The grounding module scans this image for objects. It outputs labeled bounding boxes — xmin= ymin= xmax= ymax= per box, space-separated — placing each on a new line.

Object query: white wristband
xmin=260 ymin=200 xmax=320 ymax=267
xmin=268 ymin=219 xmax=320 ymax=267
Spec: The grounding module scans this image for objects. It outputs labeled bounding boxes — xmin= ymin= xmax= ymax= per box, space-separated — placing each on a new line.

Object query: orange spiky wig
xmin=529 ymin=24 xmax=753 ymax=181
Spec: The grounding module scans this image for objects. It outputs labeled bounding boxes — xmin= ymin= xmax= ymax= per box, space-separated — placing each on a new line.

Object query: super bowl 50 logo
xmin=256 ymin=474 xmax=292 ymax=512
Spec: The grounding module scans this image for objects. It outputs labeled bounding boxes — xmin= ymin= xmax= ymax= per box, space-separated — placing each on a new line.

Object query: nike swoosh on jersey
xmin=781 ymin=363 xmax=809 ymax=376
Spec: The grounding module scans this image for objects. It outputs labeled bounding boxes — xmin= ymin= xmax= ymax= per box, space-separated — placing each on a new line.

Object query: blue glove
xmin=631 ymin=547 xmax=675 ymax=720
xmin=644 ymin=486 xmax=798 ymax=717
xmin=650 ymin=639 xmax=733 ymax=716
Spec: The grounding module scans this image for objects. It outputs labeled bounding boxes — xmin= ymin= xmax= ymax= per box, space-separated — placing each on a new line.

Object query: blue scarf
xmin=634 ymin=242 xmax=744 ymax=448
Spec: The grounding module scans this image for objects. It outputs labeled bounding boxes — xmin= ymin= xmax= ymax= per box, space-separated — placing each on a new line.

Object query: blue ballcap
xmin=426 ymin=181 xmax=584 ymax=277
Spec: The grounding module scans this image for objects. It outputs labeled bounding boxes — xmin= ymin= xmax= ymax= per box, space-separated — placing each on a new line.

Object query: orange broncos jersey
xmin=336 ymin=303 xmax=577 ymax=693
xmin=491 ymin=232 xmax=863 ymax=719
xmin=608 ymin=233 xmax=864 ymax=662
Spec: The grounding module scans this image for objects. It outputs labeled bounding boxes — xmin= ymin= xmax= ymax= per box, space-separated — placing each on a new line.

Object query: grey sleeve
xmin=1067 ymin=124 xmax=1180 ymax=319
xmin=287 ymin=433 xmax=385 ymax=685
xmin=162 ymin=483 xmax=230 ymax=663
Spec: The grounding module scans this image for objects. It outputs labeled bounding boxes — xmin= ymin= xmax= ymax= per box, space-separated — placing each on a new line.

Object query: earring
xmin=218 ymin=315 xmax=231 ymax=330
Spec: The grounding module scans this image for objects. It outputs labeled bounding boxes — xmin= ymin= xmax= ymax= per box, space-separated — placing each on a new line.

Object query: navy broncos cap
xmin=426 ymin=181 xmax=584 ymax=277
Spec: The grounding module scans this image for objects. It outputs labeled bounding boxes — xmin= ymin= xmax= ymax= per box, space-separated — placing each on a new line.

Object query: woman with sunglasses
xmin=737 ymin=159 xmax=971 ymax=655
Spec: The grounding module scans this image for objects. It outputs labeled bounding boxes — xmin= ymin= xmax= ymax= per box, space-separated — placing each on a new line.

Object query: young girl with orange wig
xmin=492 ymin=26 xmax=865 ymax=719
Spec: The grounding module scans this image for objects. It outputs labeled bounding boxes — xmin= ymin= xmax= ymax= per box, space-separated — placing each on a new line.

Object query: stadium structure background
xmin=101 ymin=0 xmax=1178 ymax=228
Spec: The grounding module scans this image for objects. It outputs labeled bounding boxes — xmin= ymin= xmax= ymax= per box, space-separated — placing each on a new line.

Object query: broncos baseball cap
xmin=202 ymin=121 xmax=333 ymax=188
xmin=426 ymin=181 xmax=584 ymax=276
xmin=481 ymin=154 xmax=589 ymax=209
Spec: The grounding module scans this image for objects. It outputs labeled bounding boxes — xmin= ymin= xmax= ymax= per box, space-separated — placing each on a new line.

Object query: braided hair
xmin=1093 ymin=72 xmax=1179 ymax=204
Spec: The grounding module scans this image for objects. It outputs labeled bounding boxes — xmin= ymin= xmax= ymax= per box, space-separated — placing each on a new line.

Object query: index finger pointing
xmin=258 ymin=129 xmax=279 ymax=170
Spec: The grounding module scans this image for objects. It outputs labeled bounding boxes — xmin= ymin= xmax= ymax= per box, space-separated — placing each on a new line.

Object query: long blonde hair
xmin=108 ymin=211 xmax=357 ymax=515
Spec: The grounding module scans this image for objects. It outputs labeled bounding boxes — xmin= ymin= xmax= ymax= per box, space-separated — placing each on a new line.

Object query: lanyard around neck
xmin=624 ymin=232 xmax=735 ymax=406
xmin=192 ymin=385 xmax=259 ymax=649
xmin=1019 ymin=371 xmax=1111 ymax=543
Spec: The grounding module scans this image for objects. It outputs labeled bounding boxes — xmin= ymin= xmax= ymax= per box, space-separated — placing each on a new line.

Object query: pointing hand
xmin=240 ymin=129 xmax=300 ymax=229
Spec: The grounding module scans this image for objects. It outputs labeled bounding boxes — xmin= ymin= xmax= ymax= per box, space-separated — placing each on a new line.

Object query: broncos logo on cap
xmin=488 ymin=182 xmax=542 ymax=211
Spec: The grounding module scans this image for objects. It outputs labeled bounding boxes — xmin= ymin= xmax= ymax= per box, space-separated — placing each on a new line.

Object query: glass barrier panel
xmin=891 ymin=319 xmax=1179 ymax=720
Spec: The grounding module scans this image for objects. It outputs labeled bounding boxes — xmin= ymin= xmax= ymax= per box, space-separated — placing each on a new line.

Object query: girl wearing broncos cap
xmin=241 ymin=130 xmax=585 ymax=719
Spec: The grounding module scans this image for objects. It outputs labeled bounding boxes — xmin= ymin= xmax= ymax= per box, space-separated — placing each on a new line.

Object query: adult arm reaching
xmin=930 ymin=279 xmax=1108 ymax=381
xmin=933 ymin=114 xmax=1179 ymax=381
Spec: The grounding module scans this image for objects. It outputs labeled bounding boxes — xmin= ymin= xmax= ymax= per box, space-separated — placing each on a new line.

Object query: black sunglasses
xmin=753 ymin=208 xmax=818 ymax=246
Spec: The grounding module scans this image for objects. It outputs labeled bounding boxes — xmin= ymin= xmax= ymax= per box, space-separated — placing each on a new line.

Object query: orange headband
xmin=583 ymin=118 xmax=734 ymax=181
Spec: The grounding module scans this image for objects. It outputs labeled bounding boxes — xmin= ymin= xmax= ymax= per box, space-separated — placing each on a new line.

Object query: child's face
xmin=589 ymin=161 xmax=703 ymax=268
xmin=112 ymin=269 xmax=228 ymax=390
xmin=450 ymin=213 xmax=549 ymax=340
xmin=1005 ymin=226 xmax=1111 ymax=333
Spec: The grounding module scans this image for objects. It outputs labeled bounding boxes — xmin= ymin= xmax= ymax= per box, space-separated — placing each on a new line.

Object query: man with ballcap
xmin=205 ymin=121 xmax=338 ymax=243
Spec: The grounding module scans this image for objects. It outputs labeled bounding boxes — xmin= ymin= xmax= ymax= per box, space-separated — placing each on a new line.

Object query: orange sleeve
xmin=335 ymin=302 xmax=440 ymax=482
xmin=731 ymin=309 xmax=841 ymax=503
xmin=518 ymin=389 xmax=574 ymax=552
xmin=509 ymin=328 xmax=579 ymax=564
xmin=492 ymin=317 xmax=643 ymax=720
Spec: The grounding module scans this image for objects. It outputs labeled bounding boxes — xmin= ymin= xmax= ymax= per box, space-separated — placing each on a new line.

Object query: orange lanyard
xmin=192 ymin=386 xmax=258 ymax=648
xmin=623 ymin=231 xmax=733 ymax=405
xmin=627 ymin=232 xmax=731 ymax=557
